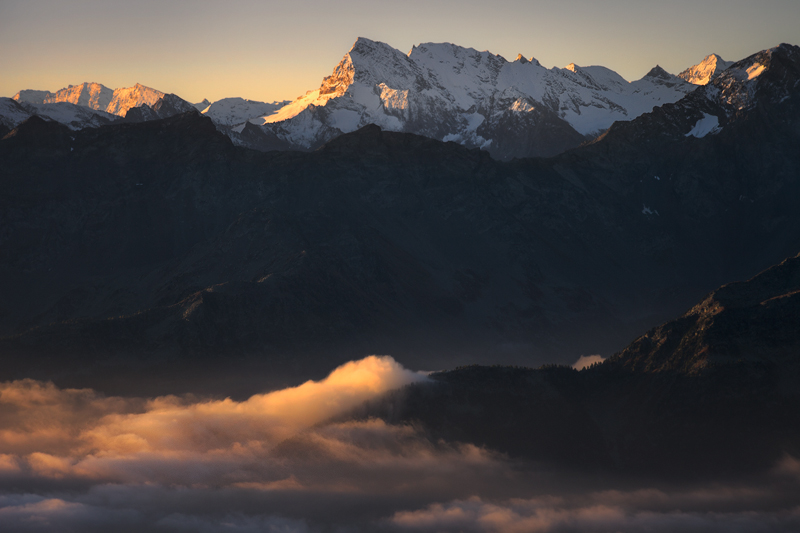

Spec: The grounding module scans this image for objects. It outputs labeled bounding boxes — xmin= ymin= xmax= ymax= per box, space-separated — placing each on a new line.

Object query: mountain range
xmin=0 ymin=42 xmax=797 ymax=395
xmin=13 ymin=82 xmax=165 ymax=116
xmin=2 ymin=40 xmax=737 ymax=159
xmin=257 ymin=37 xmax=696 ymax=159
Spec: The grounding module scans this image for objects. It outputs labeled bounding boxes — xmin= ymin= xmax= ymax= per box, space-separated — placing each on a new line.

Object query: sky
xmin=1 ymin=0 xmax=799 ymax=104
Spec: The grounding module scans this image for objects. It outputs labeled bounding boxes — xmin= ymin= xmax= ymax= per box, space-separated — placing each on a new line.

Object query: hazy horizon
xmin=2 ymin=0 xmax=798 ymax=103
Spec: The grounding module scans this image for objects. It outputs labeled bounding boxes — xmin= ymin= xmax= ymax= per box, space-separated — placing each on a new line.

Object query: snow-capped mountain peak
xmin=105 ymin=83 xmax=164 ymax=116
xmin=255 ymin=37 xmax=696 ymax=159
xmin=643 ymin=65 xmax=672 ymax=80
xmin=679 ymin=53 xmax=734 ymax=85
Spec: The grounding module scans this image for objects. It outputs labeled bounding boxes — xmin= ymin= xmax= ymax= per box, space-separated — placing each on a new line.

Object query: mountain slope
xmin=259 ymin=37 xmax=695 ymax=160
xmin=610 ymin=252 xmax=800 ymax=374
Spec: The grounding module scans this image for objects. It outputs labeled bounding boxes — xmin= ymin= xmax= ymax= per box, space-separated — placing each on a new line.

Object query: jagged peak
xmin=644 ymin=65 xmax=672 ymax=79
xmin=679 ymin=53 xmax=734 ymax=85
xmin=410 ymin=41 xmax=506 ymax=64
xmin=352 ymin=36 xmax=378 ymax=47
xmin=125 ymin=83 xmax=159 ymax=93
xmin=65 ymin=81 xmax=108 ymax=91
xmin=349 ymin=37 xmax=397 ymax=56
xmin=513 ymin=54 xmax=540 ymax=66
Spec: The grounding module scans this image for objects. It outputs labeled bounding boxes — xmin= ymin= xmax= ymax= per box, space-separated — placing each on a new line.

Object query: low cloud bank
xmin=1 ymin=355 xmax=799 ymax=531
xmin=390 ymin=491 xmax=800 ymax=533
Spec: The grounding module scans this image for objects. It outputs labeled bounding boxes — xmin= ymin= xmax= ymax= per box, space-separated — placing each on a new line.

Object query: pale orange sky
xmin=1 ymin=0 xmax=798 ymax=104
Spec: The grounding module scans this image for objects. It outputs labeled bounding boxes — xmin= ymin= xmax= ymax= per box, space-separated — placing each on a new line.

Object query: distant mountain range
xmin=13 ymin=82 xmax=165 ymax=116
xmin=0 ymin=42 xmax=797 ymax=395
xmin=2 ymin=41 xmax=738 ymax=159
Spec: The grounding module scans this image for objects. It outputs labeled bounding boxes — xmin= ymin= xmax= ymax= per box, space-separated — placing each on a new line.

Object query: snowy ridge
xmin=0 ymin=97 xmax=117 ymax=130
xmin=679 ymin=54 xmax=734 ymax=85
xmin=200 ymin=97 xmax=290 ymax=127
xmin=13 ymin=82 xmax=165 ymax=117
xmin=258 ymin=37 xmax=696 ymax=159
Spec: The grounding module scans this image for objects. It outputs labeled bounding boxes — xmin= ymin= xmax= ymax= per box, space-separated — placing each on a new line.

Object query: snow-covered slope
xmin=679 ymin=54 xmax=735 ymax=85
xmin=0 ymin=98 xmax=33 ymax=130
xmin=0 ymin=97 xmax=117 ymax=131
xmin=259 ymin=38 xmax=696 ymax=159
xmin=13 ymin=82 xmax=165 ymax=117
xmin=200 ymin=97 xmax=290 ymax=126
xmin=194 ymin=99 xmax=211 ymax=112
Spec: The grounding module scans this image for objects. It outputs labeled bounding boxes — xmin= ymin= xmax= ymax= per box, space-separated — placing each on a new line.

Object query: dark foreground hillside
xmin=361 ymin=252 xmax=800 ymax=478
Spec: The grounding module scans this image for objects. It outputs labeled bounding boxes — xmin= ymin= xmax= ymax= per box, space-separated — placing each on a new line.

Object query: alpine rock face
xmin=679 ymin=53 xmax=735 ymax=85
xmin=13 ymin=82 xmax=165 ymax=117
xmin=258 ymin=37 xmax=696 ymax=159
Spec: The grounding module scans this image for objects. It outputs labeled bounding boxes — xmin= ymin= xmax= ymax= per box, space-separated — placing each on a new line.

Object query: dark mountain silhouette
xmin=359 ymin=252 xmax=800 ymax=478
